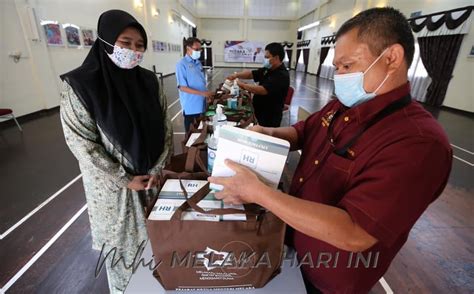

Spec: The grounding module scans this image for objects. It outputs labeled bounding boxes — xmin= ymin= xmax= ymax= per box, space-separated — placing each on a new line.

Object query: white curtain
xmin=296 ymin=50 xmax=305 ymax=72
xmin=320 ymin=47 xmax=335 ymax=80
xmin=408 ymin=42 xmax=431 ymax=102
xmin=283 ymin=51 xmax=290 ymax=68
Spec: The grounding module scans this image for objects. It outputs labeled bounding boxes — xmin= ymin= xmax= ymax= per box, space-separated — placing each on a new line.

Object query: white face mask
xmin=333 ymin=48 xmax=390 ymax=107
xmin=263 ymin=57 xmax=271 ymax=68
xmin=190 ymin=49 xmax=201 ymax=60
xmin=98 ymin=36 xmax=144 ymax=69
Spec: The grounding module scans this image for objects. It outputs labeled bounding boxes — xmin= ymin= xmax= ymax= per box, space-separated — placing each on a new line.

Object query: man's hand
xmin=236 ymin=80 xmax=246 ymax=89
xmin=203 ymin=91 xmax=215 ymax=99
xmin=248 ymin=125 xmax=268 ymax=135
xmin=127 ymin=175 xmax=151 ymax=191
xmin=226 ymin=73 xmax=237 ymax=80
xmin=207 ymin=159 xmax=269 ymax=205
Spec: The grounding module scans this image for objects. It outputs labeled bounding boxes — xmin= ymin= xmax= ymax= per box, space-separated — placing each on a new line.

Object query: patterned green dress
xmin=60 ymin=81 xmax=173 ymax=293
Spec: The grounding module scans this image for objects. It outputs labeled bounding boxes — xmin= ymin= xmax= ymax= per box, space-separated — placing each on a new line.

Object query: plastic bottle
xmin=207 ymin=132 xmax=218 ymax=173
xmin=231 ymin=79 xmax=240 ymax=97
xmin=216 ymin=104 xmax=227 ymax=128
xmin=208 ymin=106 xmax=226 ymax=173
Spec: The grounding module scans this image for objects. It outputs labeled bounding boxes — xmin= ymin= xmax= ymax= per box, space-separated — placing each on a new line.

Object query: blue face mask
xmin=191 ymin=49 xmax=201 ymax=60
xmin=333 ymin=48 xmax=390 ymax=107
xmin=263 ymin=57 xmax=271 ymax=69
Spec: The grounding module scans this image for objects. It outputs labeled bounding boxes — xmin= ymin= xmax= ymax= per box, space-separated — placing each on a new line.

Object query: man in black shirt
xmin=227 ymin=43 xmax=290 ymax=127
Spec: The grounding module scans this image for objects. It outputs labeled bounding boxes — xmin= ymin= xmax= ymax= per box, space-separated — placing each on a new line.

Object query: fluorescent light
xmin=40 ymin=20 xmax=58 ymax=25
xmin=297 ymin=21 xmax=320 ymax=32
xmin=134 ymin=0 xmax=143 ymax=9
xmin=151 ymin=7 xmax=160 ymax=17
xmin=62 ymin=23 xmax=79 ymax=29
xmin=181 ymin=15 xmax=196 ymax=28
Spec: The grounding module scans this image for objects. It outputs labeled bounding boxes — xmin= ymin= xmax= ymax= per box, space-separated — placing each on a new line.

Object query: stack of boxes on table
xmin=148 ymin=78 xmax=290 ymax=222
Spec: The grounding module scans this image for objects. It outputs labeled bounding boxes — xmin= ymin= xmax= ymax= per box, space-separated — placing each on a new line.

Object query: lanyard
xmin=327 ymin=94 xmax=412 ymax=158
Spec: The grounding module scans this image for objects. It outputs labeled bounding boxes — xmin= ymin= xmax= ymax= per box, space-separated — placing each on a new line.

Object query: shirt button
xmin=314 ymin=160 xmax=319 ymax=165
xmin=299 ymin=177 xmax=304 ymax=183
xmin=344 ymin=116 xmax=350 ymax=122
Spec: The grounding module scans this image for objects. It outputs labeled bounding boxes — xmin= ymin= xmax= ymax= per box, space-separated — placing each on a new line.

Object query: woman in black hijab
xmin=60 ymin=10 xmax=172 ymax=293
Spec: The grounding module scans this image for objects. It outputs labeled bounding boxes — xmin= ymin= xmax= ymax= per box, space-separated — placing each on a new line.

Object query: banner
xmin=224 ymin=41 xmax=265 ymax=63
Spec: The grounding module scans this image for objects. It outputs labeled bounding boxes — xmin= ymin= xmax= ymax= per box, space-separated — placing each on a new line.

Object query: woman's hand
xmin=145 ymin=174 xmax=159 ymax=190
xmin=127 ymin=175 xmax=151 ymax=191
xmin=207 ymin=159 xmax=269 ymax=205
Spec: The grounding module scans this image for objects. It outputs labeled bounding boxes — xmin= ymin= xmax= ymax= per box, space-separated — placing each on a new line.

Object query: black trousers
xmin=183 ymin=112 xmax=202 ymax=133
xmin=254 ymin=109 xmax=282 ymax=127
xmin=253 ymin=102 xmax=283 ymax=127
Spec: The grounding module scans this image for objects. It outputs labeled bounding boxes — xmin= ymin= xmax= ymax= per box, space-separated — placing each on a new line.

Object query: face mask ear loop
xmin=97 ymin=36 xmax=115 ymax=48
xmin=363 ymin=47 xmax=389 ymax=74
xmin=373 ymin=73 xmax=390 ymax=95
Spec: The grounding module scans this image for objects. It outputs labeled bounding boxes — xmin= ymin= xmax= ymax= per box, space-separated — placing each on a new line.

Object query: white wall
xmin=199 ymin=18 xmax=244 ymax=67
xmin=298 ymin=0 xmax=473 ymax=112
xmin=1 ymin=0 xmax=195 ymax=117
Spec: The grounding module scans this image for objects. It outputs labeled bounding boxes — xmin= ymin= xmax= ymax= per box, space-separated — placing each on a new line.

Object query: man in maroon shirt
xmin=208 ymin=7 xmax=452 ymax=293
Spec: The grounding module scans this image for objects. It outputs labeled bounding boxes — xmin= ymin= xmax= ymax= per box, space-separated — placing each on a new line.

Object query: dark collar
xmin=271 ymin=63 xmax=286 ymax=71
xmin=264 ymin=63 xmax=286 ymax=75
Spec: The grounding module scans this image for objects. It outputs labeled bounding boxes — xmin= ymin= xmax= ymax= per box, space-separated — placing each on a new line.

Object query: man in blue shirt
xmin=176 ymin=37 xmax=214 ymax=132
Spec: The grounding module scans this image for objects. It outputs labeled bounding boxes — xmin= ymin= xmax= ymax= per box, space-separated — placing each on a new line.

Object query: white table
xmin=126 ymin=241 xmax=307 ymax=294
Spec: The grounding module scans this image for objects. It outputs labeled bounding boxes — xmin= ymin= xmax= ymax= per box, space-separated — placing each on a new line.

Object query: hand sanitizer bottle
xmin=208 ymin=106 xmax=226 ymax=173
xmin=207 ymin=133 xmax=217 ymax=173
xmin=231 ymin=79 xmax=240 ymax=97
xmin=216 ymin=104 xmax=227 ymax=127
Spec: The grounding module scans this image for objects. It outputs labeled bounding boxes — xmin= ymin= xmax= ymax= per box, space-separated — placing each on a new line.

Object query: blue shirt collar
xmin=184 ymin=54 xmax=197 ymax=63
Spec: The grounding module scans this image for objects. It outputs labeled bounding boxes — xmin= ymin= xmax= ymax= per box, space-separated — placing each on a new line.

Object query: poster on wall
xmin=224 ymin=41 xmax=265 ymax=63
xmin=64 ymin=25 xmax=81 ymax=47
xmin=43 ymin=23 xmax=63 ymax=46
xmin=82 ymin=29 xmax=95 ymax=47
xmin=152 ymin=41 xmax=181 ymax=53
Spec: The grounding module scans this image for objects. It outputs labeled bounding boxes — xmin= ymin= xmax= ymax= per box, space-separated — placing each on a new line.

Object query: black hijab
xmin=60 ymin=10 xmax=165 ymax=175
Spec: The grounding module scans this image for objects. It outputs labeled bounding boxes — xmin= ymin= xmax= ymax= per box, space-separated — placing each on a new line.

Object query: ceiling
xmin=179 ymin=0 xmax=322 ymax=20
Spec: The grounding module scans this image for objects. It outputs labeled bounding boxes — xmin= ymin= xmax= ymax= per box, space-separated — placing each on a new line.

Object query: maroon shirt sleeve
xmin=338 ymin=138 xmax=452 ymax=247
xmin=292 ymin=101 xmax=337 ymax=150
xmin=292 ymin=119 xmax=306 ymax=150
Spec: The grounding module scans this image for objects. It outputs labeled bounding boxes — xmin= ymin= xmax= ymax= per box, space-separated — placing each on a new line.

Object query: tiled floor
xmin=0 ymin=68 xmax=472 ymax=293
